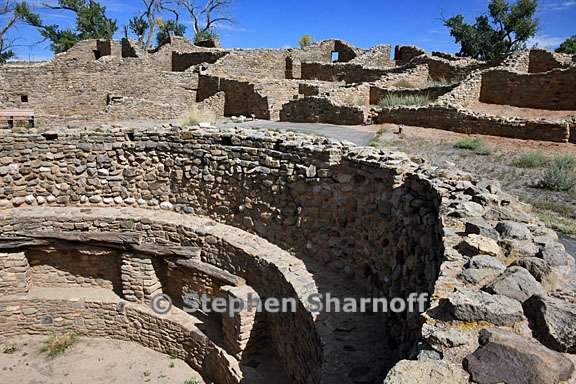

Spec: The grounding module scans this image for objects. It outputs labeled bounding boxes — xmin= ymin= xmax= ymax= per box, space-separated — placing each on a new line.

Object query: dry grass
xmin=379 ymin=94 xmax=431 ymax=108
xmin=182 ymin=107 xmax=217 ymax=127
xmin=40 ymin=332 xmax=79 ymax=358
xmin=512 ymin=152 xmax=548 ymax=168
xmin=391 ymin=79 xmax=417 ymax=88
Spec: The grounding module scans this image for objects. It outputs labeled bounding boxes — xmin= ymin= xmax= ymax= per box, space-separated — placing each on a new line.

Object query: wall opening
xmin=20 ymin=95 xmax=29 ymax=103
xmin=331 ymin=51 xmax=340 ymax=63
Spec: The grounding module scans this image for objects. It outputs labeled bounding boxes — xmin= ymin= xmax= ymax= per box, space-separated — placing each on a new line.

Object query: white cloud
xmin=527 ymin=34 xmax=566 ymax=49
xmin=540 ymin=0 xmax=576 ymax=11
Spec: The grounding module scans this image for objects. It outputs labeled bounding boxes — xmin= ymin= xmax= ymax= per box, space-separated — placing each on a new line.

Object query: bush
xmin=40 ymin=332 xmax=79 ymax=358
xmin=512 ymin=152 xmax=547 ymax=168
xmin=298 ymin=34 xmax=315 ymax=48
xmin=194 ymin=29 xmax=219 ymax=46
xmin=453 ymin=137 xmax=491 ymax=155
xmin=539 ymin=155 xmax=576 ymax=192
xmin=2 ymin=344 xmax=17 ymax=354
xmin=425 ymin=77 xmax=457 ymax=87
xmin=379 ymin=94 xmax=431 ymax=108
xmin=182 ymin=107 xmax=217 ymax=127
xmin=184 ymin=379 xmax=200 ymax=384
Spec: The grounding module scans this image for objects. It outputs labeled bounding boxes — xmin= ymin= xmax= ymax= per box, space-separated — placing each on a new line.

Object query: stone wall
xmin=376 ymin=105 xmax=571 ymax=142
xmin=479 ymin=67 xmax=576 ymax=110
xmin=528 ymin=49 xmax=574 ymax=73
xmin=369 ymin=84 xmax=456 ymax=105
xmin=26 ymin=247 xmax=122 ymax=292
xmin=301 ymin=62 xmax=391 ymax=83
xmin=394 ymin=46 xmax=426 ymax=66
xmin=0 ymin=39 xmax=198 ymax=123
xmin=0 ymin=207 xmax=323 ymax=384
xmin=279 ymin=96 xmax=368 ymax=124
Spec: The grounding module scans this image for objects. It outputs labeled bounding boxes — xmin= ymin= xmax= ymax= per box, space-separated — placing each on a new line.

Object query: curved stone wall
xmin=0 ymin=207 xmax=321 ymax=383
xmin=2 ymin=126 xmax=574 ymax=383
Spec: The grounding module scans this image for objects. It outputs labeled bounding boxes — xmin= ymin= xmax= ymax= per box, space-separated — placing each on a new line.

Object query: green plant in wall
xmin=156 ymin=17 xmax=187 ymax=46
xmin=556 ymin=35 xmax=576 ymax=54
xmin=443 ymin=0 xmax=538 ymax=60
xmin=16 ymin=0 xmax=117 ymax=54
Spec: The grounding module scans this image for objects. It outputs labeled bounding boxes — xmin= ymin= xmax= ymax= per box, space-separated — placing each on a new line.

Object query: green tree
xmin=156 ymin=18 xmax=187 ymax=46
xmin=444 ymin=0 xmax=538 ymax=60
xmin=0 ymin=1 xmax=19 ymax=63
xmin=298 ymin=34 xmax=315 ymax=48
xmin=16 ymin=0 xmax=117 ymax=54
xmin=128 ymin=15 xmax=149 ymax=48
xmin=556 ymin=35 xmax=576 ymax=54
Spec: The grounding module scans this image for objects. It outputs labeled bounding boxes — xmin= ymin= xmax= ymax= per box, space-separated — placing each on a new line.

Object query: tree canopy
xmin=0 ymin=1 xmax=19 ymax=63
xmin=444 ymin=0 xmax=539 ymax=61
xmin=16 ymin=0 xmax=117 ymax=54
xmin=556 ymin=35 xmax=576 ymax=54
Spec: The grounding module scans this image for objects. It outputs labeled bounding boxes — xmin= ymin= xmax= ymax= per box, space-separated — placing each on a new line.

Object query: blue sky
xmin=5 ymin=0 xmax=576 ymax=60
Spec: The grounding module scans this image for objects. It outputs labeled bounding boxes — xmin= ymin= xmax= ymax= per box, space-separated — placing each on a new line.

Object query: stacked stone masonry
xmin=1 ymin=126 xmax=575 ymax=384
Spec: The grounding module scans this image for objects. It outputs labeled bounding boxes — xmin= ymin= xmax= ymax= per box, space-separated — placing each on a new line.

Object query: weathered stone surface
xmin=383 ymin=360 xmax=467 ymax=384
xmin=538 ymin=245 xmax=573 ymax=267
xmin=445 ymin=288 xmax=524 ymax=326
xmin=514 ymin=258 xmax=555 ymax=287
xmin=464 ymin=219 xmax=499 ymax=240
xmin=460 ymin=268 xmax=502 ymax=286
xmin=496 ymin=221 xmax=532 ymax=240
xmin=524 ymin=295 xmax=576 ymax=353
xmin=464 ymin=328 xmax=574 ymax=384
xmin=458 ymin=234 xmax=502 ymax=257
xmin=483 ymin=266 xmax=545 ymax=303
xmin=468 ymin=255 xmax=506 ymax=270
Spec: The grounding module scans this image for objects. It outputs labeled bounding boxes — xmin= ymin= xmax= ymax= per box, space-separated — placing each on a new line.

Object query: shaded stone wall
xmin=479 ymin=67 xmax=576 ymax=110
xmin=370 ymin=84 xmax=456 ymax=105
xmin=528 ymin=49 xmax=574 ymax=73
xmin=26 ymin=247 xmax=122 ymax=292
xmin=394 ymin=45 xmax=426 ymax=66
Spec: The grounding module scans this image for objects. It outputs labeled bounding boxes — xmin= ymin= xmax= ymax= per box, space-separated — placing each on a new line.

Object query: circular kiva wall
xmin=2 ymin=126 xmax=571 ymax=383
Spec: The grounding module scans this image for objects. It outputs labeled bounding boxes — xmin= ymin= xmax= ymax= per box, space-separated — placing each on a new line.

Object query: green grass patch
xmin=538 ymin=155 xmax=576 ymax=192
xmin=39 ymin=332 xmax=79 ymax=358
xmin=512 ymin=152 xmax=548 ymax=168
xmin=526 ymin=196 xmax=576 ymax=236
xmin=379 ymin=93 xmax=431 ymax=108
xmin=184 ymin=379 xmax=200 ymax=384
xmin=453 ymin=137 xmax=492 ymax=156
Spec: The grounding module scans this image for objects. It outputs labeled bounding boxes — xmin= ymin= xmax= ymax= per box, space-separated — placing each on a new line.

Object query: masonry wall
xmin=377 ymin=105 xmax=571 ymax=142
xmin=369 ymin=84 xmax=455 ymax=105
xmin=0 ymin=39 xmax=198 ymax=123
xmin=479 ymin=67 xmax=576 ymax=110
xmin=280 ymin=96 xmax=367 ymax=124
xmin=26 ymin=247 xmax=123 ymax=293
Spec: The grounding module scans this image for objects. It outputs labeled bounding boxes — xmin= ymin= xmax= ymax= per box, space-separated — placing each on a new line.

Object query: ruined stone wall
xmin=279 ymin=96 xmax=367 ymax=124
xmin=0 ymin=40 xmax=198 ymax=123
xmin=350 ymin=44 xmax=393 ymax=68
xmin=528 ymin=49 xmax=574 ymax=73
xmin=394 ymin=45 xmax=426 ymax=66
xmin=197 ymin=75 xmax=299 ymax=119
xmin=0 ymin=127 xmax=444 ymax=311
xmin=172 ymin=51 xmax=229 ymax=72
xmin=377 ymin=105 xmax=571 ymax=142
xmin=301 ymin=62 xmax=393 ymax=83
xmin=479 ymin=67 xmax=576 ymax=110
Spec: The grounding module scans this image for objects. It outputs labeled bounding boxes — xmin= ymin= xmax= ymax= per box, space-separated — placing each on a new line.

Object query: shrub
xmin=184 ymin=379 xmax=200 ymax=384
xmin=512 ymin=152 xmax=547 ymax=168
xmin=194 ymin=29 xmax=219 ymax=46
xmin=453 ymin=137 xmax=491 ymax=155
xmin=182 ymin=107 xmax=217 ymax=127
xmin=298 ymin=34 xmax=315 ymax=48
xmin=40 ymin=332 xmax=79 ymax=358
xmin=425 ymin=77 xmax=457 ymax=87
xmin=379 ymin=94 xmax=431 ymax=108
xmin=538 ymin=155 xmax=576 ymax=192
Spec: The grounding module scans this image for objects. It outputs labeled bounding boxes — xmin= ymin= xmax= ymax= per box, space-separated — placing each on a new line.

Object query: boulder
xmin=460 ymin=268 xmax=502 ymax=286
xmin=384 ymin=360 xmax=467 ymax=384
xmin=458 ymin=235 xmax=502 ymax=257
xmin=464 ymin=328 xmax=574 ymax=384
xmin=464 ymin=219 xmax=499 ymax=240
xmin=538 ymin=245 xmax=574 ymax=267
xmin=524 ymin=295 xmax=576 ymax=353
xmin=483 ymin=266 xmax=545 ymax=303
xmin=514 ymin=258 xmax=556 ymax=288
xmin=445 ymin=288 xmax=524 ymax=326
xmin=496 ymin=221 xmax=532 ymax=240
xmin=468 ymin=255 xmax=506 ymax=270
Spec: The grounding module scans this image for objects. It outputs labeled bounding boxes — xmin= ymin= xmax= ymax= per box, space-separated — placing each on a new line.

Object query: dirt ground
xmin=0 ymin=336 xmax=205 ymax=384
xmin=366 ymin=123 xmax=576 ymax=236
